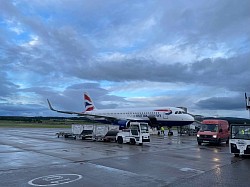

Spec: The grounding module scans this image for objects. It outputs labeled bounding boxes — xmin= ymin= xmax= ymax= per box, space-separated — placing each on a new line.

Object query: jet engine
xmin=116 ymin=120 xmax=131 ymax=129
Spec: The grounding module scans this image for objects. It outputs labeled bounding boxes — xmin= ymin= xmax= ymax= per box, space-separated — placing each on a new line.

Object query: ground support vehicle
xmin=92 ymin=124 xmax=119 ymax=141
xmin=229 ymin=123 xmax=250 ymax=157
xmin=72 ymin=124 xmax=94 ymax=140
xmin=116 ymin=122 xmax=150 ymax=146
xmin=197 ymin=119 xmax=230 ymax=145
xmin=177 ymin=123 xmax=200 ymax=136
xmin=56 ymin=131 xmax=77 ymax=139
xmin=56 ymin=124 xmax=119 ymax=141
xmin=56 ymin=123 xmax=150 ymax=146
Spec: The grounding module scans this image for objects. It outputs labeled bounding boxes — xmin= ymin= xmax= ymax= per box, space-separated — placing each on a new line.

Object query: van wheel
xmin=138 ymin=143 xmax=143 ymax=146
xmin=117 ymin=136 xmax=123 ymax=144
xmin=217 ymin=139 xmax=221 ymax=145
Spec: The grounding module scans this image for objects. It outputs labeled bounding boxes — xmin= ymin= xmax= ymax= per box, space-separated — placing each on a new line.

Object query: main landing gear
xmin=167 ymin=127 xmax=173 ymax=136
xmin=157 ymin=126 xmax=173 ymax=136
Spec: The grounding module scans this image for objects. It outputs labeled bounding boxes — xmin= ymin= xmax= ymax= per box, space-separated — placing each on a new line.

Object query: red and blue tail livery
xmin=84 ymin=92 xmax=95 ymax=111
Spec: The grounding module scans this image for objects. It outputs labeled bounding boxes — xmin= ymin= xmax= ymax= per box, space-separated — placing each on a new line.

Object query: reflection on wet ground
xmin=0 ymin=128 xmax=249 ymax=187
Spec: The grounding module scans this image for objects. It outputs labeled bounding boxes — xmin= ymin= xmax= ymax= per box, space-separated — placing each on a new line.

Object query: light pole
xmin=245 ymin=93 xmax=250 ymax=118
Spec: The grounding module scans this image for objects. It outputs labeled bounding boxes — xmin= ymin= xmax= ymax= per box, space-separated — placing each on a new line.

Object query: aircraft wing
xmin=47 ymin=99 xmax=126 ymax=121
xmin=47 ymin=99 xmax=85 ymax=115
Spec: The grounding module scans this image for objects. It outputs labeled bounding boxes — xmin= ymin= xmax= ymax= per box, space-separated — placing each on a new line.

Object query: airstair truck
xmin=116 ymin=122 xmax=150 ymax=145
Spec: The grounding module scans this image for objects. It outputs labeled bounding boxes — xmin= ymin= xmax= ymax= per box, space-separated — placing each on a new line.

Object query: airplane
xmin=47 ymin=92 xmax=195 ymax=135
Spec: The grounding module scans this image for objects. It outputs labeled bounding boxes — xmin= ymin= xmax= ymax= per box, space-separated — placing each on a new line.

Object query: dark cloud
xmin=195 ymin=95 xmax=246 ymax=110
xmin=67 ymin=53 xmax=250 ymax=95
xmin=0 ymin=71 xmax=19 ymax=97
xmin=159 ymin=0 xmax=250 ymax=44
xmin=189 ymin=54 xmax=250 ymax=93
xmin=0 ymin=103 xmax=47 ymax=116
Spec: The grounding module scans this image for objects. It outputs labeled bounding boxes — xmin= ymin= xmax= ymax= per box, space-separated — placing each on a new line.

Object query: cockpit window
xmin=175 ymin=111 xmax=185 ymax=114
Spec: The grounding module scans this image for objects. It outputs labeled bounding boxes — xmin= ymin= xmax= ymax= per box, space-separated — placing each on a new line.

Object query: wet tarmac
xmin=0 ymin=128 xmax=249 ymax=187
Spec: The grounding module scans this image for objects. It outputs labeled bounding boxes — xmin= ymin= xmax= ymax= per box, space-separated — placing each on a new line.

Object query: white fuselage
xmin=85 ymin=107 xmax=194 ymax=126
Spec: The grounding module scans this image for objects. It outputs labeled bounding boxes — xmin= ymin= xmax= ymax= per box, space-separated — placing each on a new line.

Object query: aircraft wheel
xmin=168 ymin=131 xmax=173 ymax=136
xmin=117 ymin=136 xmax=123 ymax=144
xmin=130 ymin=138 xmax=136 ymax=145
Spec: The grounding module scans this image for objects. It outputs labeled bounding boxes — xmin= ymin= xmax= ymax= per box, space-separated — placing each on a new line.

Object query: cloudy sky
xmin=0 ymin=0 xmax=250 ymax=118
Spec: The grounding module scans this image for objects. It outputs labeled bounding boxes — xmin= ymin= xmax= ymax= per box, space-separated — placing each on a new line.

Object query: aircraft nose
xmin=187 ymin=114 xmax=195 ymax=121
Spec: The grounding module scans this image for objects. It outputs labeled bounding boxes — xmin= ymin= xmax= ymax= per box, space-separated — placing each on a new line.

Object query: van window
xmin=200 ymin=124 xmax=218 ymax=132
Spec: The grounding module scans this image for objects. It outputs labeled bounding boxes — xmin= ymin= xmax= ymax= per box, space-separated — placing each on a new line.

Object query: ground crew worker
xmin=157 ymin=126 xmax=161 ymax=135
xmin=161 ymin=126 xmax=165 ymax=135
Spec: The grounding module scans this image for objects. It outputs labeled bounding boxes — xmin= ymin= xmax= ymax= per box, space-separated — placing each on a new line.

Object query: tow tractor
xmin=116 ymin=122 xmax=150 ymax=145
xmin=229 ymin=123 xmax=250 ymax=157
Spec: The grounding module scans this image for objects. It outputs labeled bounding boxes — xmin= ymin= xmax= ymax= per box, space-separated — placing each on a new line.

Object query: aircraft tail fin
xmin=84 ymin=92 xmax=96 ymax=111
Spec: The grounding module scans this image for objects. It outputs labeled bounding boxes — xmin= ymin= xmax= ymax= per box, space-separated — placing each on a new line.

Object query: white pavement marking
xmin=28 ymin=174 xmax=82 ymax=186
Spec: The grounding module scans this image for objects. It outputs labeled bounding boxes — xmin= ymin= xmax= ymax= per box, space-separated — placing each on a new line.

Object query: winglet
xmin=47 ymin=99 xmax=82 ymax=115
xmin=47 ymin=99 xmax=56 ymax=111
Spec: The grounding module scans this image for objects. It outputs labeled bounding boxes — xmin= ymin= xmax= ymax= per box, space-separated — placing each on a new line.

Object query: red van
xmin=197 ymin=119 xmax=230 ymax=145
